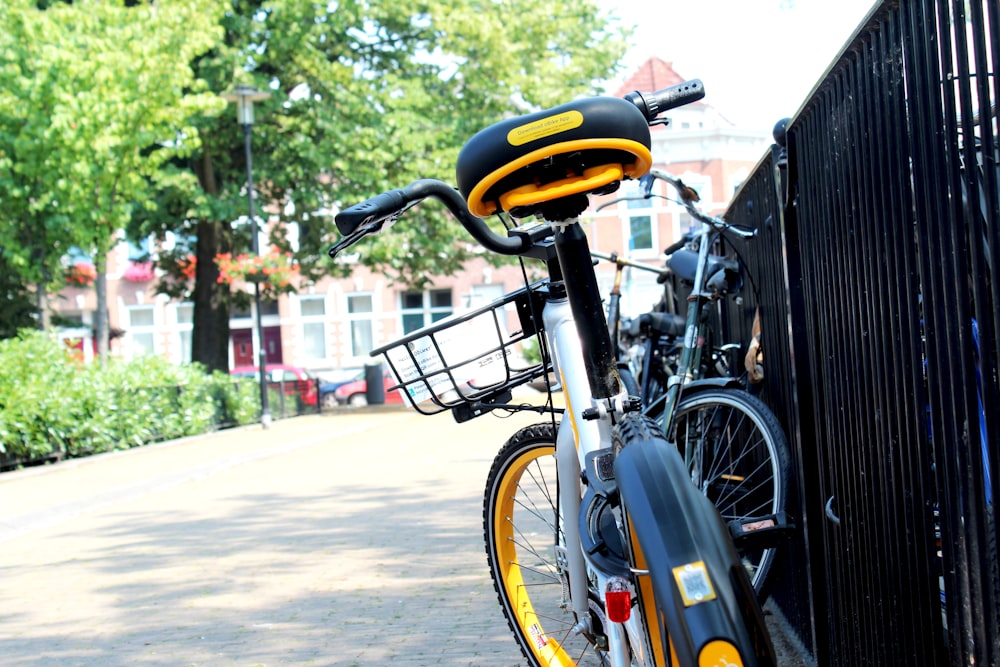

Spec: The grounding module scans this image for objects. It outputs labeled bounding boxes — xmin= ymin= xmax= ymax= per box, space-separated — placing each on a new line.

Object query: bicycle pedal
xmin=728 ymin=512 xmax=796 ymax=550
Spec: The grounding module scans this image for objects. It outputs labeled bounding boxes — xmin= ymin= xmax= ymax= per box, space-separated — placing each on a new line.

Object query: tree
xmin=0 ymin=0 xmax=223 ymax=363
xmin=0 ymin=0 xmax=89 ymax=328
xmin=131 ymin=0 xmax=630 ymax=373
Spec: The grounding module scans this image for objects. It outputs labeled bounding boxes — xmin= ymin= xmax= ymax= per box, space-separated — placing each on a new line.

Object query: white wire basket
xmin=371 ymin=281 xmax=550 ymax=415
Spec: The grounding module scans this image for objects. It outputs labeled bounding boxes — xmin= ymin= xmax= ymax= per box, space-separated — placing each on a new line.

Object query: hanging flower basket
xmin=123 ymin=261 xmax=155 ymax=283
xmin=179 ymin=254 xmax=197 ymax=281
xmin=65 ymin=262 xmax=97 ymax=287
xmin=215 ymin=248 xmax=299 ymax=295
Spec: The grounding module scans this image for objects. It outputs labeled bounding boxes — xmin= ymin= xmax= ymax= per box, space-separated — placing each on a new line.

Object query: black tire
xmin=668 ymin=389 xmax=791 ymax=596
xmin=483 ymin=423 xmax=608 ymax=667
xmin=617 ymin=363 xmax=641 ymax=399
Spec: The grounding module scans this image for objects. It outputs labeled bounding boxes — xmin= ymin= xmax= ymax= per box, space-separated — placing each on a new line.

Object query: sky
xmin=599 ymin=0 xmax=879 ymax=130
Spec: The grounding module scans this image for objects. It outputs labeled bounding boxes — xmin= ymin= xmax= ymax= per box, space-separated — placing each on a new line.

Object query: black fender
xmin=613 ymin=431 xmax=776 ymax=666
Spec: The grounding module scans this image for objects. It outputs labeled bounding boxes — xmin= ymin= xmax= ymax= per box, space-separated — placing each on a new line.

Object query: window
xmin=400 ymin=289 xmax=453 ymax=335
xmin=678 ymin=212 xmax=696 ymax=237
xmin=464 ymin=284 xmax=504 ymax=310
xmin=623 ymin=182 xmax=654 ymax=253
xmin=300 ymin=296 xmax=327 ymax=360
xmin=175 ymin=302 xmax=193 ymax=363
xmin=629 ymin=215 xmax=653 ymax=252
xmin=347 ymin=293 xmax=374 ymax=357
xmin=231 ymin=302 xmax=252 ymax=319
xmin=260 ymin=299 xmax=279 ymax=317
xmin=231 ymin=300 xmax=278 ymax=320
xmin=128 ymin=305 xmax=156 ymax=357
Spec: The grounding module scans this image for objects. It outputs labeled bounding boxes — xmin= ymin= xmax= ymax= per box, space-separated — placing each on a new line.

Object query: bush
xmin=0 ymin=330 xmax=260 ymax=466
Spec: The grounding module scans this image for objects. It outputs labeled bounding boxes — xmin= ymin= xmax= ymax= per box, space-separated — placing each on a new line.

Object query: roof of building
xmin=611 ymin=56 xmax=689 ymax=98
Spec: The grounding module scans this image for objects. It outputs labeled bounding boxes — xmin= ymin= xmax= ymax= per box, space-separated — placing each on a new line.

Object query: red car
xmin=333 ymin=368 xmax=406 ymax=406
xmin=230 ymin=364 xmax=319 ymax=407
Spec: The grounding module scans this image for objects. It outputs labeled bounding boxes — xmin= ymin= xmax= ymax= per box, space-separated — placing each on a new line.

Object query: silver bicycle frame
xmin=541 ymin=272 xmax=653 ymax=667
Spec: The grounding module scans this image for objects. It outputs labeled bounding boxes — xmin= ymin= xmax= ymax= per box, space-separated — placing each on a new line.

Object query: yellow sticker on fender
xmin=507 ymin=111 xmax=584 ymax=146
xmin=673 ymin=561 xmax=717 ymax=606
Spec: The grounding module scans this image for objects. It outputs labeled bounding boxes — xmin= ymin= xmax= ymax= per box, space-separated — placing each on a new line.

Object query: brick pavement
xmin=0 ymin=408 xmax=546 ymax=667
xmin=0 ymin=403 xmax=811 ymax=667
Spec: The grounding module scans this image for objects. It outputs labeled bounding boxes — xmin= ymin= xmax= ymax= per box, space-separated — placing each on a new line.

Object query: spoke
xmin=506 ymin=556 xmax=562 ymax=583
xmin=713 ymin=457 xmax=775 ymax=516
xmin=523 ymin=458 xmax=557 ymax=509
xmin=507 ymin=502 xmax=557 ymax=559
xmin=512 ymin=491 xmax=558 ymax=530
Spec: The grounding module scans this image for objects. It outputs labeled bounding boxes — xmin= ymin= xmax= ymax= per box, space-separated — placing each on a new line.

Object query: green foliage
xmin=0 ymin=330 xmax=259 ymax=465
xmin=132 ymin=0 xmax=631 ymax=288
xmin=0 ymin=0 xmax=633 ymax=370
xmin=520 ymin=336 xmax=543 ymax=365
xmin=0 ymin=0 xmax=224 ymax=288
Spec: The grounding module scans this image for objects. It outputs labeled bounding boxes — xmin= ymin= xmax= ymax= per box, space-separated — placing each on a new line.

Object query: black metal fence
xmin=719 ymin=0 xmax=999 ymax=664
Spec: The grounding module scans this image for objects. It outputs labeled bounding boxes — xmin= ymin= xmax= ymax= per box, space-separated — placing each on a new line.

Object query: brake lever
xmin=328 ymin=213 xmax=404 ymax=258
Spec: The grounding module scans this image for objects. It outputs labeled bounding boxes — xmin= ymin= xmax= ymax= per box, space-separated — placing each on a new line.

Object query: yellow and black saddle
xmin=456 ymin=96 xmax=652 ymax=220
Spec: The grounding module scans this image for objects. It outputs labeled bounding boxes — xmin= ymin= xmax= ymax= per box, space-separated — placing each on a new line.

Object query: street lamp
xmin=223 ymin=83 xmax=272 ymax=427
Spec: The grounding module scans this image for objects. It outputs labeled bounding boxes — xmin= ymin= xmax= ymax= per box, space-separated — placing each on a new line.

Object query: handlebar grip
xmin=625 ymin=79 xmax=706 ymax=122
xmin=335 ymin=188 xmax=409 ymax=235
xmin=662 ymin=237 xmax=689 ymax=256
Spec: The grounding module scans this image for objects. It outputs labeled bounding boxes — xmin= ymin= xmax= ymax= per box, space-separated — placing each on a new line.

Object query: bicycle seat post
xmin=550 ymin=218 xmax=622 ymax=403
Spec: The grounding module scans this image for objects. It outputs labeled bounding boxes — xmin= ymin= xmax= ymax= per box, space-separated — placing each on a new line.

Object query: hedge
xmin=0 ymin=330 xmax=261 ymax=467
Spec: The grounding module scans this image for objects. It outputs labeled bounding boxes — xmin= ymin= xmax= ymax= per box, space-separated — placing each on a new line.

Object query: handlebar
xmin=330 ymin=179 xmax=534 ymax=258
xmin=647 ymin=169 xmax=754 ymax=239
xmin=662 ymin=235 xmax=693 ymax=256
xmin=624 ymin=79 xmax=706 ymax=123
xmin=329 ymin=79 xmax=712 ymax=259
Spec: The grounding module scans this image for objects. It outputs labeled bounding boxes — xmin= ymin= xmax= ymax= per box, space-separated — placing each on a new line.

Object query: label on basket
xmin=385 ymin=336 xmax=449 ymax=405
xmin=384 ymin=308 xmax=512 ymax=406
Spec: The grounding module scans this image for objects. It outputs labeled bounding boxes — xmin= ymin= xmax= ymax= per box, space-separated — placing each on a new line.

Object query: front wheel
xmin=670 ymin=389 xmax=791 ymax=595
xmin=484 ymin=423 xmax=608 ymax=667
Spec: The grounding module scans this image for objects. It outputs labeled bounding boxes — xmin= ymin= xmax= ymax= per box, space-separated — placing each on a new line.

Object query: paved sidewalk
xmin=0 ymin=408 xmax=547 ymax=667
xmin=0 ymin=403 xmax=811 ymax=667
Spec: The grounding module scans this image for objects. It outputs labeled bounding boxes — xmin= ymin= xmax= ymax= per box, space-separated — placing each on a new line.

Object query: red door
xmin=263 ymin=326 xmax=283 ymax=365
xmin=232 ymin=329 xmax=254 ymax=366
xmin=231 ymin=327 xmax=283 ymax=367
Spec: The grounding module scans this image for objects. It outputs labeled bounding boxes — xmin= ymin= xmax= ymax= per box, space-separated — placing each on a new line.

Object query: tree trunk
xmin=94 ymin=253 xmax=109 ymax=369
xmin=191 ymin=217 xmax=231 ymax=373
xmin=189 ymin=151 xmax=232 ymax=374
xmin=34 ymin=281 xmax=50 ymax=330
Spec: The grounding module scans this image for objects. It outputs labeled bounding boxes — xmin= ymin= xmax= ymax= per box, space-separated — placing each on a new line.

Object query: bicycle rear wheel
xmin=484 ymin=423 xmax=608 ymax=667
xmin=670 ymin=389 xmax=791 ymax=595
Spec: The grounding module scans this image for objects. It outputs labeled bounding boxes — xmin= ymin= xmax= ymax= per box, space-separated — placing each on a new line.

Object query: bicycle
xmin=593 ymin=173 xmax=794 ymax=598
xmin=330 ymin=79 xmax=779 ymax=666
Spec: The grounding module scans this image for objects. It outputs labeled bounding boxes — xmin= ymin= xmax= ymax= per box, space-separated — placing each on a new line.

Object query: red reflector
xmin=605 ymin=589 xmax=631 ymax=623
